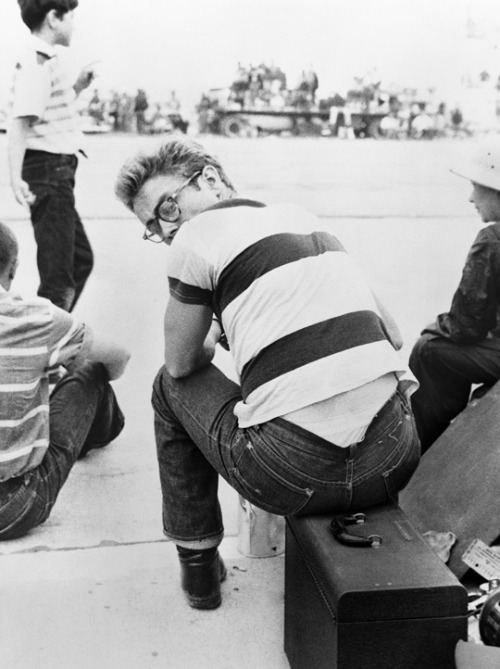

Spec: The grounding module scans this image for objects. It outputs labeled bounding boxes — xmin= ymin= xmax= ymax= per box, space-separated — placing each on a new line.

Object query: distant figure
xmin=380 ymin=112 xmax=404 ymax=140
xmin=305 ymin=66 xmax=319 ymax=104
xmin=0 ymin=222 xmax=130 ymax=540
xmin=120 ymin=92 xmax=135 ymax=132
xmin=88 ymin=88 xmax=104 ymax=123
xmin=450 ymin=107 xmax=464 ymax=137
xmin=108 ymin=90 xmax=121 ymax=131
xmin=167 ymin=90 xmax=181 ymax=112
xmin=134 ymin=88 xmax=149 ymax=134
xmin=230 ymin=63 xmax=249 ymax=106
xmin=196 ymin=94 xmax=213 ymax=134
xmin=410 ymin=137 xmax=500 ymax=451
xmin=8 ymin=0 xmax=96 ymax=312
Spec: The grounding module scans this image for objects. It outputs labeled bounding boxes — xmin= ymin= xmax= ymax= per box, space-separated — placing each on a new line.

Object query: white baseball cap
xmin=450 ymin=136 xmax=500 ymax=191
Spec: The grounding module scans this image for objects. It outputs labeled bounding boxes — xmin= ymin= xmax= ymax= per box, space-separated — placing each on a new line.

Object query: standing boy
xmin=8 ymin=0 xmax=96 ymax=312
xmin=410 ymin=137 xmax=500 ymax=451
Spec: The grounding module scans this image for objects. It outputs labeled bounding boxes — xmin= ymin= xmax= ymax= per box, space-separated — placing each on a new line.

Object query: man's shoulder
xmin=195 ymin=200 xmax=315 ymax=225
xmin=181 ymin=201 xmax=328 ymax=252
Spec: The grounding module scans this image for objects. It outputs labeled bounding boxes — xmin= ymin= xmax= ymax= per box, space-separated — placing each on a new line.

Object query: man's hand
xmin=212 ymin=317 xmax=230 ymax=350
xmin=10 ymin=178 xmax=35 ymax=207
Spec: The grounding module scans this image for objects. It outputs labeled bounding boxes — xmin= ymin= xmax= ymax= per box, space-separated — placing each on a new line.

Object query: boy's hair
xmin=0 ymin=223 xmax=18 ymax=275
xmin=18 ymin=0 xmax=79 ymax=31
xmin=114 ymin=139 xmax=236 ymax=211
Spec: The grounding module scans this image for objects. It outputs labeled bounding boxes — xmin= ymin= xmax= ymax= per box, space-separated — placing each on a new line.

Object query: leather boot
xmin=177 ymin=546 xmax=227 ymax=610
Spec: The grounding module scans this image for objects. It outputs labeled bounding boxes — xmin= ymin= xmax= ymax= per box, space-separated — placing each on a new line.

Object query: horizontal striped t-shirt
xmin=167 ymin=200 xmax=414 ymax=428
xmin=8 ymin=36 xmax=83 ymax=155
xmin=0 ymin=288 xmax=86 ymax=481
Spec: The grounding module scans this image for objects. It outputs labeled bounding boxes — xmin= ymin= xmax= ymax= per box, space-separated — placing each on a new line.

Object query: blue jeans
xmin=0 ymin=362 xmax=124 ymax=540
xmin=151 ymin=364 xmax=421 ymax=549
xmin=22 ymin=150 xmax=94 ymax=312
xmin=410 ymin=333 xmax=500 ymax=451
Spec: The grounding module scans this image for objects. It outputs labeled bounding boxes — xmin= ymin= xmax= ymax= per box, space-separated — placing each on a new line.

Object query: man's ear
xmin=201 ymin=166 xmax=224 ymax=196
xmin=201 ymin=165 xmax=221 ymax=186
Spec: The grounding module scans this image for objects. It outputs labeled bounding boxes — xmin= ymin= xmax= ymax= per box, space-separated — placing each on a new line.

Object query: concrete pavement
xmin=0 ymin=216 xmax=289 ymax=669
xmin=0 ymin=135 xmax=492 ymax=667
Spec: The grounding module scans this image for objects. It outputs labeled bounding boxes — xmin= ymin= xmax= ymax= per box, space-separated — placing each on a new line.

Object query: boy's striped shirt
xmin=0 ymin=290 xmax=86 ymax=481
xmin=8 ymin=36 xmax=83 ymax=155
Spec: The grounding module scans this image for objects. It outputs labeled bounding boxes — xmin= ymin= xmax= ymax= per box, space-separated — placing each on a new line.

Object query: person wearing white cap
xmin=409 ymin=136 xmax=500 ymax=452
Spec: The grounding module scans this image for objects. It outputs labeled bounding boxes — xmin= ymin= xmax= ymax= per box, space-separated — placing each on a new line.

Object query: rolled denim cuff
xmin=164 ymin=530 xmax=224 ymax=551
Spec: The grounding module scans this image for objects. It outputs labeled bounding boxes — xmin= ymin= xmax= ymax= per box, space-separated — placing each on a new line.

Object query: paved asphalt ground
xmin=0 ymin=132 xmax=489 ymax=667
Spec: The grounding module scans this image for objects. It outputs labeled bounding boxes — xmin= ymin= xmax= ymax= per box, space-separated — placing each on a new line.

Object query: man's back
xmin=167 ymin=200 xmax=407 ymax=427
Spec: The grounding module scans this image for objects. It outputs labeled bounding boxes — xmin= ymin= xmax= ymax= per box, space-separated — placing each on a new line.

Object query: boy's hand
xmin=74 ymin=63 xmax=98 ymax=95
xmin=11 ymin=178 xmax=35 ymax=207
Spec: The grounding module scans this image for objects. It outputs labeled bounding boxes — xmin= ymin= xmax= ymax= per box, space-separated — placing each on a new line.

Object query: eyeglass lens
xmin=143 ymin=228 xmax=164 ymax=243
xmin=157 ymin=198 xmax=180 ymax=223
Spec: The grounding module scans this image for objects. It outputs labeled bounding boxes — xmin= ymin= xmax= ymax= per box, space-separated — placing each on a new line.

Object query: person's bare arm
xmin=163 ymin=299 xmax=219 ymax=378
xmin=73 ymin=63 xmax=98 ymax=96
xmin=8 ymin=117 xmax=35 ymax=207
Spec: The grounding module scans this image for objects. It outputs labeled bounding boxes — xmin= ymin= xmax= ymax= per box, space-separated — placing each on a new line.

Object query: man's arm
xmin=163 ymin=299 xmax=220 ymax=378
xmin=73 ymin=329 xmax=131 ymax=381
xmin=8 ymin=117 xmax=35 ymax=207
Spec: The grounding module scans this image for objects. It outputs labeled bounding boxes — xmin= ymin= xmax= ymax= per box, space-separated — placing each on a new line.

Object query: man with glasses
xmin=114 ymin=138 xmax=420 ymax=611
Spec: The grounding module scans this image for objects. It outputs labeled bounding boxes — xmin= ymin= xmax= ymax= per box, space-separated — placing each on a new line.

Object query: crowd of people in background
xmin=75 ymin=63 xmax=474 ymax=141
xmin=228 ymin=61 xmax=319 ymax=110
xmin=82 ymin=88 xmax=188 ymax=134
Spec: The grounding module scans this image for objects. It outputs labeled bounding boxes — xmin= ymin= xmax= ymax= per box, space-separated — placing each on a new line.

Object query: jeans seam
xmin=353 ymin=418 xmax=407 ymax=485
xmin=247 ymin=428 xmax=352 ymax=485
xmin=233 ymin=440 xmax=313 ymax=497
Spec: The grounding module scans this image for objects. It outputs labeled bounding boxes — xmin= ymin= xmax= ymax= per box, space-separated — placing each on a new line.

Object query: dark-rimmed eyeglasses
xmin=142 ymin=171 xmax=202 ymax=243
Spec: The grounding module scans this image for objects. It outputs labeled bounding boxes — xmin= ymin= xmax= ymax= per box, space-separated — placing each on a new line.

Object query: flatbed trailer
xmin=211 ymin=107 xmax=387 ymax=138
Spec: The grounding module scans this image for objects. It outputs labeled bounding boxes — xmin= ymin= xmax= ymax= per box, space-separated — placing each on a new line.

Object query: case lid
xmin=287 ymin=502 xmax=467 ymax=623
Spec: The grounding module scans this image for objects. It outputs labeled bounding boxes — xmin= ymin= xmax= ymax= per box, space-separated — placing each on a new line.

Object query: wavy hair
xmin=114 ymin=138 xmax=236 ymax=211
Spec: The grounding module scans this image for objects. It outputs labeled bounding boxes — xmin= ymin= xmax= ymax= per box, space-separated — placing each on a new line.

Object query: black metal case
xmin=284 ymin=502 xmax=468 ymax=669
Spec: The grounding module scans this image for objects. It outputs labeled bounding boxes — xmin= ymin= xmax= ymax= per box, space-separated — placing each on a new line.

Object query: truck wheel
xmin=220 ymin=115 xmax=248 ymax=138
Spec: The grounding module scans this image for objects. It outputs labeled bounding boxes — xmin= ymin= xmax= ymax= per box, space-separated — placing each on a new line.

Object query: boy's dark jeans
xmin=22 ymin=150 xmax=94 ymax=312
xmin=410 ymin=333 xmax=500 ymax=451
xmin=0 ymin=362 xmax=125 ymax=540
